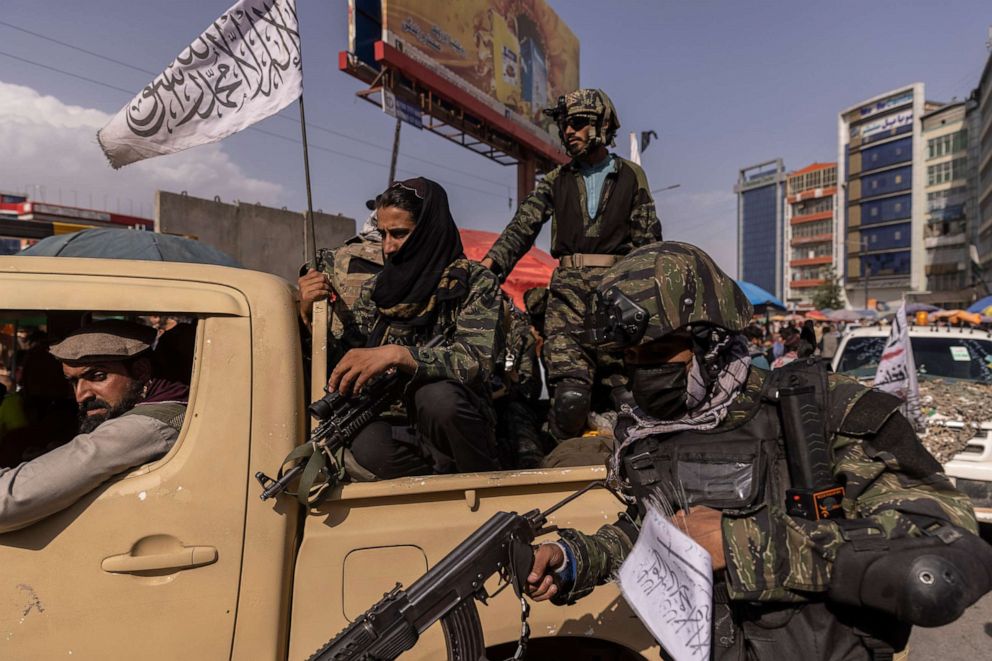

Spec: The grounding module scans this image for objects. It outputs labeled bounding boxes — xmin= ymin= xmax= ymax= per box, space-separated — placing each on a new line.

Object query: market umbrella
xmin=967 ymin=295 xmax=992 ymax=314
xmin=19 ymin=228 xmax=241 ymax=267
xmin=805 ymin=310 xmax=829 ymax=321
xmin=906 ymin=302 xmax=941 ymax=314
xmin=827 ymin=309 xmax=863 ymax=322
xmin=736 ymin=281 xmax=786 ymax=312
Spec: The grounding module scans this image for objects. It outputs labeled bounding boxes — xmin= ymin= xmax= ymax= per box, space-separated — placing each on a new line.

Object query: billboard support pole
xmin=299 ymin=94 xmax=318 ymax=270
xmin=388 ymin=117 xmax=402 ymax=185
xmin=517 ymin=152 xmax=537 ymax=205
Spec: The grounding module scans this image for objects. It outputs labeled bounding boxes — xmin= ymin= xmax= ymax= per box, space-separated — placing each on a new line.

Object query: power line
xmin=0 ymin=49 xmax=507 ymax=201
xmin=0 ymin=48 xmax=135 ymax=95
xmin=0 ymin=19 xmax=512 ymax=192
xmin=0 ymin=19 xmax=157 ymax=76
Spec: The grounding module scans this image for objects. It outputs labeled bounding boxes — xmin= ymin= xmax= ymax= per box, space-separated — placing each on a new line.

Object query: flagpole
xmin=299 ymin=94 xmax=317 ymax=270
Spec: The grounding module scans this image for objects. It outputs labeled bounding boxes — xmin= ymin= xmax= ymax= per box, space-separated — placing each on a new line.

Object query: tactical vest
xmin=550 ymin=159 xmax=642 ymax=258
xmin=623 ymin=377 xmax=785 ymax=515
xmin=319 ymin=239 xmax=384 ymax=337
xmin=621 ymin=359 xmax=871 ymax=514
xmin=620 ymin=360 xmax=909 ymax=660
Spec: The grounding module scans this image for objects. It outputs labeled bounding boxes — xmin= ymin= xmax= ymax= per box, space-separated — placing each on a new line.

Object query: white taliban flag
xmin=873 ymin=300 xmax=923 ymax=428
xmin=98 ymin=0 xmax=302 ymax=169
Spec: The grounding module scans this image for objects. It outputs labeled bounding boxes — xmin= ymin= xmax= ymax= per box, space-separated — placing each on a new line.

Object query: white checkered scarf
xmin=606 ymin=333 xmax=751 ymax=494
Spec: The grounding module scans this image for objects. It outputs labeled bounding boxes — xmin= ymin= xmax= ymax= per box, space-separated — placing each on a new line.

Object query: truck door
xmin=0 ymin=272 xmax=252 ymax=660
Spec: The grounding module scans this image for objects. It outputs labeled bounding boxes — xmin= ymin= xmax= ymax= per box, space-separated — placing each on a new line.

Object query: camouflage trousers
xmin=545 ymin=266 xmax=625 ymax=391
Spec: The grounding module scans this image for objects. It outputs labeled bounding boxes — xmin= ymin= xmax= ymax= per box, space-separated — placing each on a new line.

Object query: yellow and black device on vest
xmin=777 ymin=382 xmax=846 ymax=521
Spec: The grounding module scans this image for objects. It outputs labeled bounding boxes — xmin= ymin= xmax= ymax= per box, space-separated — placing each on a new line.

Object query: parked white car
xmin=832 ymin=325 xmax=992 ymax=524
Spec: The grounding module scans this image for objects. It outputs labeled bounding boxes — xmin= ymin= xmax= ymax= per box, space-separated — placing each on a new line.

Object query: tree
xmin=811 ymin=266 xmax=844 ymax=310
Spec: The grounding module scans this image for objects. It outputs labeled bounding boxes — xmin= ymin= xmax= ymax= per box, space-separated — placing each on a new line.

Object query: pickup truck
xmin=0 ymin=256 xmax=656 ymax=660
xmin=831 ymin=324 xmax=992 ymax=528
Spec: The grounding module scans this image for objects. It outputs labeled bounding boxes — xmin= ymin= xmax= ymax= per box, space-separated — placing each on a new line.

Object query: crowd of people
xmin=1 ymin=87 xmax=990 ymax=659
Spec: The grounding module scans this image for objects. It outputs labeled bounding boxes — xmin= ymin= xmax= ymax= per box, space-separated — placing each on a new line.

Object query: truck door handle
xmin=102 ymin=545 xmax=218 ymax=573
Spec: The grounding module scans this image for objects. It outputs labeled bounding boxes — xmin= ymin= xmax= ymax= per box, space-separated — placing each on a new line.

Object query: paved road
xmin=907 ymin=524 xmax=992 ymax=660
xmin=908 ymin=591 xmax=992 ymax=660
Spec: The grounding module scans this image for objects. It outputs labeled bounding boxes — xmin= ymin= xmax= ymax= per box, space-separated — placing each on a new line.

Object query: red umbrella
xmin=805 ymin=310 xmax=829 ymax=321
xmin=459 ymin=229 xmax=556 ymax=309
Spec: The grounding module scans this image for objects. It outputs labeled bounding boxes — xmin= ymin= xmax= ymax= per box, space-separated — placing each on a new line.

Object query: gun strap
xmin=276 ymin=442 xmax=332 ymax=508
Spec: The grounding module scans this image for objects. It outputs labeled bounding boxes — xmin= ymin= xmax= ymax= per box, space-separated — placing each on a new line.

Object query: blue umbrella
xmin=967 ymin=295 xmax=992 ymax=314
xmin=19 ymin=228 xmax=240 ymax=267
xmin=736 ymin=280 xmax=786 ymax=311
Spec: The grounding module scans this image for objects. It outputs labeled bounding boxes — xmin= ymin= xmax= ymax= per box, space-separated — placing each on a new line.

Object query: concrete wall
xmin=155 ymin=191 xmax=355 ymax=283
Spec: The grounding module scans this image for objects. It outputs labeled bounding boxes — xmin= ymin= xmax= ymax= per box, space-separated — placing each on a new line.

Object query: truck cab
xmin=0 ymin=256 xmax=655 ymax=660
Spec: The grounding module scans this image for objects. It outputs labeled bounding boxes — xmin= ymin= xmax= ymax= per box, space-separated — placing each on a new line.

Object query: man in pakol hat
xmin=0 ymin=320 xmax=188 ymax=533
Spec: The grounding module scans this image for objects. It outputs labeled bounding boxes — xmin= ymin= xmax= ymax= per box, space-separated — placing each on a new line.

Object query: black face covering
xmin=371 ymin=177 xmax=464 ymax=312
xmin=627 ymin=362 xmax=689 ymax=420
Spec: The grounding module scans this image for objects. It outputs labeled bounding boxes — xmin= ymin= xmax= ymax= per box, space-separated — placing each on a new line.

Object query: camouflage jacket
xmin=484 ymin=155 xmax=661 ymax=279
xmin=553 ymin=367 xmax=977 ymax=605
xmin=336 ymin=260 xmax=504 ymax=396
xmin=497 ymin=305 xmax=542 ymax=401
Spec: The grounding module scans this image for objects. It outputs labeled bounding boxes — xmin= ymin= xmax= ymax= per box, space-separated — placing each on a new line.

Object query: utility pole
xmin=388 ymin=117 xmax=401 ymax=185
xmin=862 ymin=235 xmax=870 ymax=309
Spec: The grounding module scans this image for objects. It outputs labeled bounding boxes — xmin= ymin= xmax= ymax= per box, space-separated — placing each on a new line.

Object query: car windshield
xmin=835 ymin=335 xmax=992 ymax=383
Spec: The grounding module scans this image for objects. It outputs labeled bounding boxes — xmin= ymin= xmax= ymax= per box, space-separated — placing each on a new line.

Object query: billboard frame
xmin=340 ymin=41 xmax=568 ymax=170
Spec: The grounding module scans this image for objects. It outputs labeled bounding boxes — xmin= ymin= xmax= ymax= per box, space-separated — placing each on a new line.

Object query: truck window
xmin=0 ymin=310 xmax=197 ymax=467
xmin=836 ymin=335 xmax=992 ymax=383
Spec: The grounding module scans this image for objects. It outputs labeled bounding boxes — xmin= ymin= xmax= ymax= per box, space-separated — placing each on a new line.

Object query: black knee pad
xmin=829 ymin=526 xmax=992 ymax=627
xmin=550 ymin=384 xmax=591 ymax=439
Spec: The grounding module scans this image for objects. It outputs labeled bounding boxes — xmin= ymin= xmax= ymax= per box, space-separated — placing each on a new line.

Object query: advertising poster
xmin=381 ymin=0 xmax=580 ymax=141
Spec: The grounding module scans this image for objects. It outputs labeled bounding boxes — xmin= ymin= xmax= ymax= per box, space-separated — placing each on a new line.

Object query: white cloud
xmin=0 ymin=81 xmax=286 ymax=217
xmin=657 ymin=189 xmax=739 ymax=275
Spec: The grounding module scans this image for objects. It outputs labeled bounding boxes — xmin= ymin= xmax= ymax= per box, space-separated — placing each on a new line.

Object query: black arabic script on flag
xmin=127 ymin=0 xmax=300 ymax=138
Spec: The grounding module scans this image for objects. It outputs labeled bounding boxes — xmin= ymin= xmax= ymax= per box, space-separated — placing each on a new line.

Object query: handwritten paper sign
xmin=618 ymin=504 xmax=712 ymax=661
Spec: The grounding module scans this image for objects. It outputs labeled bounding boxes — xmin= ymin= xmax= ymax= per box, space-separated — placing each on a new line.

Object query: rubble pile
xmin=918 ymin=378 xmax=992 ymax=463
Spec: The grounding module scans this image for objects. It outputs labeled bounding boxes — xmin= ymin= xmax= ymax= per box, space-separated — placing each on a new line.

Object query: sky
xmin=1 ymin=1 xmax=990 ymax=273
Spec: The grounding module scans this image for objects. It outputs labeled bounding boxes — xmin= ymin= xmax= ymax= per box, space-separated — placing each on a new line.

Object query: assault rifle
xmin=255 ymin=336 xmax=443 ymax=505
xmin=308 ymin=482 xmax=603 ymax=661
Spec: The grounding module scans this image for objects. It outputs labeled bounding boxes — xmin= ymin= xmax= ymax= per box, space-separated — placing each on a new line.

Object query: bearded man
xmin=0 ymin=320 xmax=188 ymax=533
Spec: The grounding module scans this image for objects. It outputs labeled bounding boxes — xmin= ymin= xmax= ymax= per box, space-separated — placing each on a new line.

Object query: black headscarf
xmin=371 ymin=177 xmax=465 ymax=315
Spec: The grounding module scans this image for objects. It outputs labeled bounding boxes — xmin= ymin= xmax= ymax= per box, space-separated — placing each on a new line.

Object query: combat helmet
xmin=584 ymin=241 xmax=753 ymax=350
xmin=544 ymin=88 xmax=620 ymax=156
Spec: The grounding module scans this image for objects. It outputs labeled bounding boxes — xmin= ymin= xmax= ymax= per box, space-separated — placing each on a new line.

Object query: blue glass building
xmin=735 ymin=160 xmax=787 ymax=301
xmin=838 ymin=84 xmax=943 ymax=308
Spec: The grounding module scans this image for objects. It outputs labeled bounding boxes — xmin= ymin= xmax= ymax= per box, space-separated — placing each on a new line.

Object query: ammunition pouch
xmin=828 ymin=523 xmax=992 ymax=627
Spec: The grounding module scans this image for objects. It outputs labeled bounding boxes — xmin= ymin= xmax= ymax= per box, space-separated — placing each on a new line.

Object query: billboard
xmin=353 ymin=0 xmax=579 ymax=146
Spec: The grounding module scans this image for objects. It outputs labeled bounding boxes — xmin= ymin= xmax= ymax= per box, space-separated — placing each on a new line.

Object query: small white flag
xmin=873 ymin=300 xmax=923 ymax=427
xmin=618 ymin=503 xmax=712 ymax=661
xmin=629 ymin=131 xmax=641 ymax=166
xmin=98 ymin=0 xmax=302 ymax=169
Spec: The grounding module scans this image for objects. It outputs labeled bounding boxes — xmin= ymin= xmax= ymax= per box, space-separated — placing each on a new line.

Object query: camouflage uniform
xmin=484 ymin=89 xmax=661 ymax=439
xmin=335 ymin=260 xmax=505 ymax=476
xmin=339 ymin=259 xmax=502 ymax=405
xmin=549 ymin=242 xmax=989 ymax=659
xmin=494 ymin=303 xmax=546 ymax=468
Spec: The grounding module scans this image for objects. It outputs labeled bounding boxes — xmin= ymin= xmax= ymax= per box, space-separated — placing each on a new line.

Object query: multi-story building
xmin=785 ymin=163 xmax=837 ymax=307
xmin=735 ymin=159 xmax=787 ymax=300
xmin=837 ymin=84 xmax=943 ymax=309
xmin=976 ymin=49 xmax=992 ymax=283
xmin=920 ymin=101 xmax=976 ymax=308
